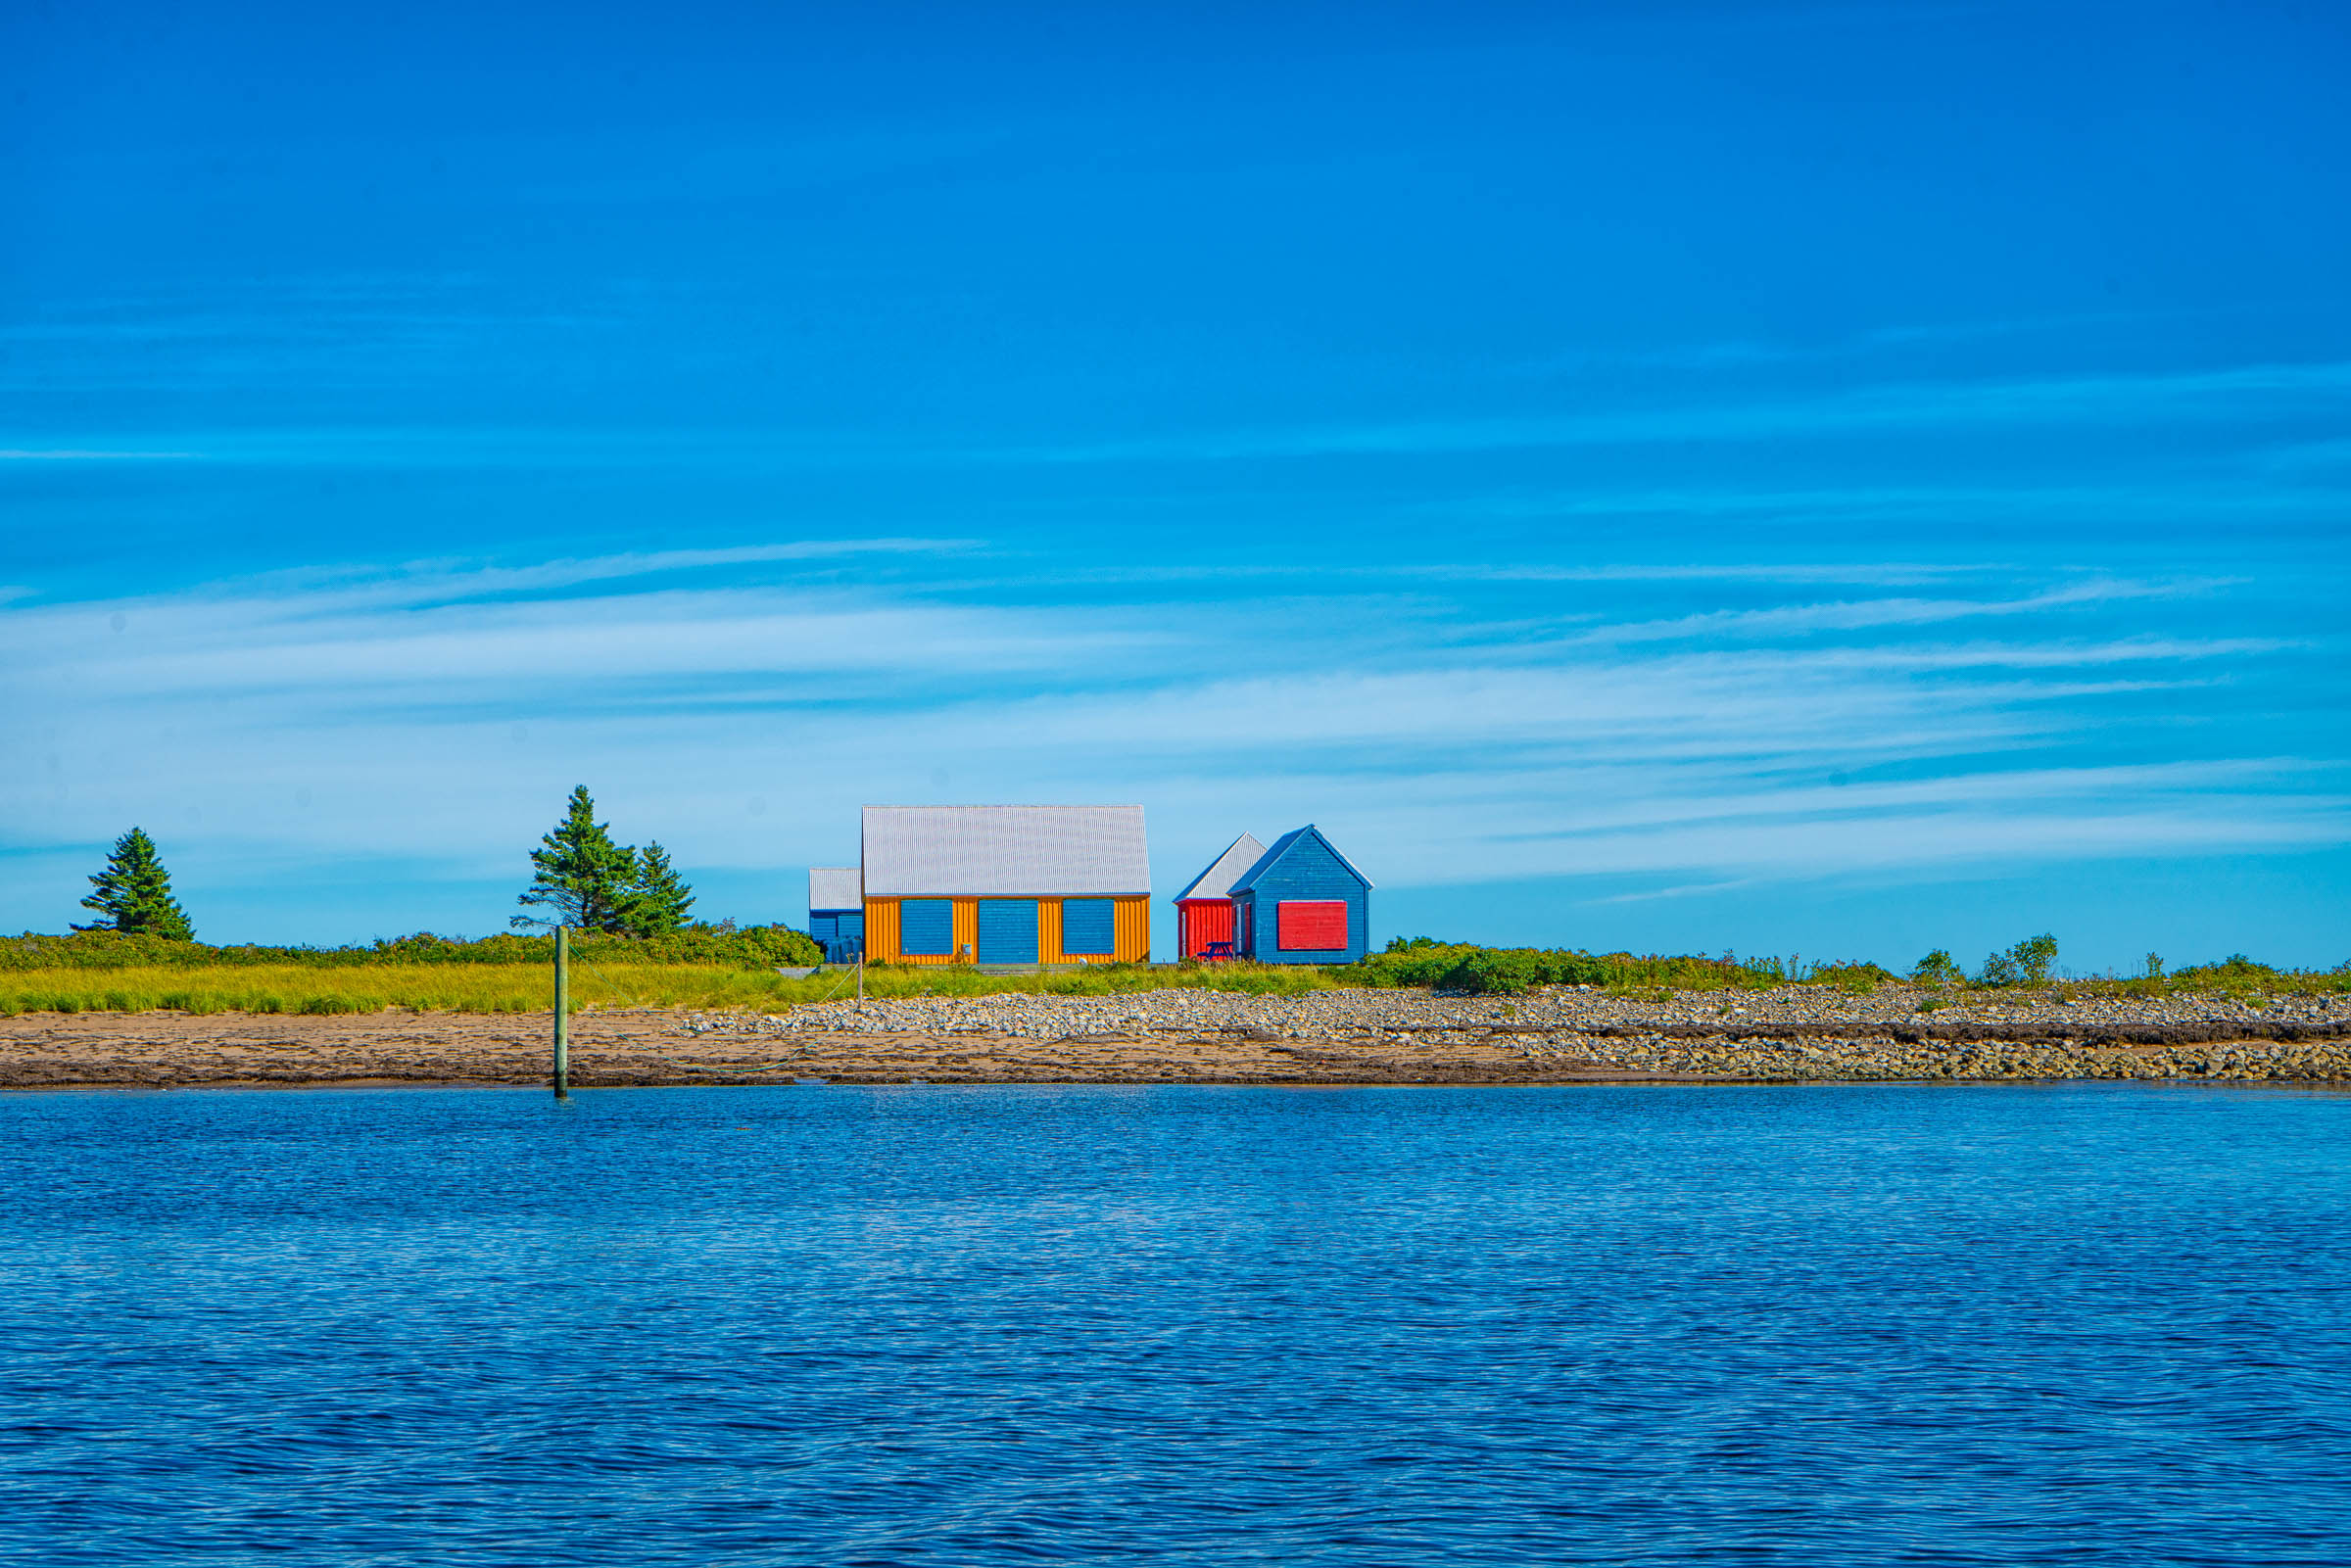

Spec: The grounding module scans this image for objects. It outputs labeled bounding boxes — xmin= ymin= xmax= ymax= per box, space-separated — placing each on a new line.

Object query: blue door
xmin=900 ymin=899 xmax=953 ymax=957
xmin=976 ymin=899 xmax=1038 ymax=964
xmin=1061 ymin=898 xmax=1116 ymax=957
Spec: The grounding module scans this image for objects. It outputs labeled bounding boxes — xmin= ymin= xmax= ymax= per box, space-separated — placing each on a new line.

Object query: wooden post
xmin=552 ymin=924 xmax=570 ymax=1099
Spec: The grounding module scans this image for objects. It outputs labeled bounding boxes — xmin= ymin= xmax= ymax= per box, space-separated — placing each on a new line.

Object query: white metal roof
xmin=1173 ymin=832 xmax=1268 ymax=903
xmin=807 ymin=866 xmax=863 ymax=912
xmin=861 ymin=805 xmax=1151 ymax=897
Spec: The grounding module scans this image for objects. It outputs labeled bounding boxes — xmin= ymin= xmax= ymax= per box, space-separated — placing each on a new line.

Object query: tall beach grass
xmin=0 ymin=930 xmax=2338 ymax=1015
xmin=0 ymin=958 xmax=1332 ymax=1018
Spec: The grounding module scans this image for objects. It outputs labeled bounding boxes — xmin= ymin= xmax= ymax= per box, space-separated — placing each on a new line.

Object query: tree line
xmin=70 ymin=786 xmax=706 ymax=942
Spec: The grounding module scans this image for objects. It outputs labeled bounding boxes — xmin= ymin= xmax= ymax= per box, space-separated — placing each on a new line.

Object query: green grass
xmin=0 ymin=926 xmax=824 ymax=973
xmin=0 ymin=958 xmax=1335 ymax=1017
xmin=1912 ymin=953 xmax=2351 ymax=1004
xmin=1 ymin=929 xmax=2340 ymax=1015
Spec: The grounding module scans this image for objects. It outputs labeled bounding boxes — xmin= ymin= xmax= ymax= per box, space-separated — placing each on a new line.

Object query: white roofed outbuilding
xmin=806 ymin=867 xmax=865 ymax=963
xmin=1172 ymin=832 xmax=1267 ymax=960
xmin=858 ymin=805 xmax=1153 ymax=966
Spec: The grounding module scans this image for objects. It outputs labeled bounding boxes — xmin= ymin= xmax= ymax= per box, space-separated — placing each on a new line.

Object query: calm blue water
xmin=2 ymin=1083 xmax=2347 ymax=1566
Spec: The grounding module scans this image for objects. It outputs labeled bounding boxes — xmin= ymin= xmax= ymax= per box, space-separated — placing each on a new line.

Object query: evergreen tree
xmin=514 ymin=786 xmax=641 ymax=933
xmin=622 ymin=840 xmax=696 ymax=937
xmin=75 ymin=827 xmax=195 ymax=940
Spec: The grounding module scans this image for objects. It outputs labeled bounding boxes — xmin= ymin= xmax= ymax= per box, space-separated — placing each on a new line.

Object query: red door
xmin=1177 ymin=900 xmax=1234 ymax=959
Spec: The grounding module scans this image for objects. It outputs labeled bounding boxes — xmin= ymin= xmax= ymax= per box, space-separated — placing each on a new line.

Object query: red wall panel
xmin=1177 ymin=899 xmax=1234 ymax=958
xmin=1277 ymin=899 xmax=1348 ymax=951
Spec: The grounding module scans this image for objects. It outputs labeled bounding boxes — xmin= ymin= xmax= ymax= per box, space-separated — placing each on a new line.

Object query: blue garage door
xmin=977 ymin=899 xmax=1038 ymax=964
xmin=1061 ymin=898 xmax=1115 ymax=956
xmin=900 ymin=899 xmax=954 ymax=957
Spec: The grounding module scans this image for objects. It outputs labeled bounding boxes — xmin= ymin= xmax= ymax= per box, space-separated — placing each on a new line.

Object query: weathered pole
xmin=552 ymin=924 xmax=571 ymax=1100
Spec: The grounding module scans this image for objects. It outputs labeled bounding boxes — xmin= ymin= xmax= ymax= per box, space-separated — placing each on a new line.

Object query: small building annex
xmin=806 ymin=867 xmax=864 ymax=964
xmin=1171 ymin=832 xmax=1266 ymax=960
xmin=858 ymin=805 xmax=1152 ymax=966
xmin=1229 ymin=825 xmax=1372 ymax=965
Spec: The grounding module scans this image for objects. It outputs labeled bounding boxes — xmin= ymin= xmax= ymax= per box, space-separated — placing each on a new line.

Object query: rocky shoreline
xmin=2 ymin=984 xmax=2346 ymax=1089
xmin=683 ymin=983 xmax=2351 ymax=1084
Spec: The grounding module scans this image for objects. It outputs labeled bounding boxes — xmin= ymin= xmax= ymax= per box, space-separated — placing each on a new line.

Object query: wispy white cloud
xmin=1394 ymin=561 xmax=2000 ymax=586
xmin=1523 ymin=306 xmax=2176 ymax=376
xmin=3 ymin=549 xmax=2339 ymax=920
xmin=1587 ymin=879 xmax=1760 ymax=905
xmin=1535 ymin=579 xmax=2237 ymax=648
xmin=969 ymin=359 xmax=2351 ymax=466
xmin=22 ymin=357 xmax=2349 ymax=475
xmin=194 ymin=539 xmax=987 ymax=615
xmin=1437 ymin=480 xmax=2351 ymax=527
xmin=2 ymin=586 xmax=1137 ymax=702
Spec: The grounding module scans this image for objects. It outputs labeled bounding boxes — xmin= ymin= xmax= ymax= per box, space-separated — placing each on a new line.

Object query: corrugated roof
xmin=807 ymin=866 xmax=863 ymax=912
xmin=1173 ymin=832 xmax=1268 ymax=903
xmin=1228 ymin=825 xmax=1374 ymax=893
xmin=861 ymin=805 xmax=1151 ymax=897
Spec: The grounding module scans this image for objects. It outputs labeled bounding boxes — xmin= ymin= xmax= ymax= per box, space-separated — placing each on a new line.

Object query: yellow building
xmin=857 ymin=805 xmax=1151 ymax=966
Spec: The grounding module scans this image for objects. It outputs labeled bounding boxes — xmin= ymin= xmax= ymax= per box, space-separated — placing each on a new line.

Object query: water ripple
xmin=1 ymin=1083 xmax=2346 ymax=1564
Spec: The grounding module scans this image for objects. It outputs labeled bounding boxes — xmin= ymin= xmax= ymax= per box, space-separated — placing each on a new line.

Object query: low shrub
xmin=1336 ymin=939 xmax=1786 ymax=996
xmin=1911 ymin=949 xmax=1963 ymax=986
xmin=1976 ymin=933 xmax=2060 ymax=987
xmin=1812 ymin=961 xmax=1895 ymax=994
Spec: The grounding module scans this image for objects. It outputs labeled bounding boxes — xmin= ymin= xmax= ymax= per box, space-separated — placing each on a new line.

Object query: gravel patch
xmin=680 ymin=983 xmax=2351 ymax=1082
xmin=8 ymin=987 xmax=2343 ymax=1089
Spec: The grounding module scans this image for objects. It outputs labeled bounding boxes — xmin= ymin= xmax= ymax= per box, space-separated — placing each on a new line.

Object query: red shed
xmin=1172 ymin=832 xmax=1267 ymax=960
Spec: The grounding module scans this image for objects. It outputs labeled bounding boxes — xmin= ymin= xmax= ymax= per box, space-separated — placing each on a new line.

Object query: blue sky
xmin=4 ymin=0 xmax=2347 ymax=971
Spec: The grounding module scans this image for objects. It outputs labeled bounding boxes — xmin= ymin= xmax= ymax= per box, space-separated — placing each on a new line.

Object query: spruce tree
xmin=514 ymin=786 xmax=641 ymax=933
xmin=75 ymin=827 xmax=196 ymax=940
xmin=622 ymin=841 xmax=696 ymax=937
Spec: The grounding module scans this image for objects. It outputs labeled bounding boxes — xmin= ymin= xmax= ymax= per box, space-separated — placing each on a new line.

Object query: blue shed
xmin=806 ymin=866 xmax=864 ymax=964
xmin=1228 ymin=826 xmax=1371 ymax=965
